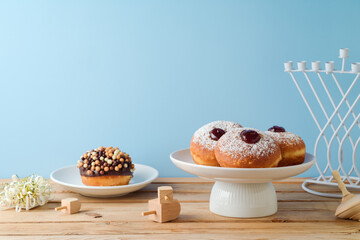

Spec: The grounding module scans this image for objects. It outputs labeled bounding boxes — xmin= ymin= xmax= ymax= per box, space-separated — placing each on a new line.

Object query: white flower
xmin=0 ymin=175 xmax=53 ymax=212
xmin=11 ymin=175 xmax=18 ymax=182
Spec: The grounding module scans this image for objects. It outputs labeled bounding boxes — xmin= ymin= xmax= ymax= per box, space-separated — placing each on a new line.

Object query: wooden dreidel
xmin=142 ymin=186 xmax=181 ymax=223
xmin=55 ymin=198 xmax=81 ymax=214
xmin=332 ymin=170 xmax=360 ymax=221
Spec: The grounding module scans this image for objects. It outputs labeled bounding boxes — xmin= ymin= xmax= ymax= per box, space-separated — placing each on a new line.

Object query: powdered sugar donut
xmin=265 ymin=126 xmax=306 ymax=167
xmin=214 ymin=128 xmax=282 ymax=168
xmin=190 ymin=121 xmax=242 ymax=166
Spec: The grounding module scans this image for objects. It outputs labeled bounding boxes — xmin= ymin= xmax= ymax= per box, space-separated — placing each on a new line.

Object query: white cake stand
xmin=170 ymin=149 xmax=315 ymax=218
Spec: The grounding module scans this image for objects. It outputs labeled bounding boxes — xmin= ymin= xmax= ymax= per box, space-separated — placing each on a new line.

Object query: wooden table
xmin=0 ymin=178 xmax=359 ymax=240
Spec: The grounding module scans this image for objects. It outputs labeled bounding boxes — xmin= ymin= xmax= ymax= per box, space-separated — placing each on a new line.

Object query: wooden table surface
xmin=0 ymin=177 xmax=359 ymax=240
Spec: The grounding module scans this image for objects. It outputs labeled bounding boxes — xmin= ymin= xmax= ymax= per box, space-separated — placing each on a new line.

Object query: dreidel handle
xmin=332 ymin=170 xmax=350 ymax=197
xmin=55 ymin=206 xmax=67 ymax=211
xmin=142 ymin=210 xmax=156 ymax=216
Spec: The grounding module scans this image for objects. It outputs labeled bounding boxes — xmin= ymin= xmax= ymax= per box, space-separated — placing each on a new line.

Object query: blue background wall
xmin=0 ymin=0 xmax=359 ymax=178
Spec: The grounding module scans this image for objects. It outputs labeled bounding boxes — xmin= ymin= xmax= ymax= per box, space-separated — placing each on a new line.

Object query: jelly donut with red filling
xmin=265 ymin=126 xmax=306 ymax=167
xmin=214 ymin=128 xmax=282 ymax=168
xmin=77 ymin=146 xmax=135 ymax=186
xmin=190 ymin=121 xmax=242 ymax=166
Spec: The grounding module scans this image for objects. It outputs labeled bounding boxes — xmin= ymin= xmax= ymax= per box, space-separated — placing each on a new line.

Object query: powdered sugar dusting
xmin=265 ymin=131 xmax=303 ymax=146
xmin=192 ymin=121 xmax=242 ymax=150
xmin=218 ymin=128 xmax=279 ymax=159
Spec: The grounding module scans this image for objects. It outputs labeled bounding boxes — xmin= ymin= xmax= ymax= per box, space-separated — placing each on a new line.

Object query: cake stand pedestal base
xmin=209 ymin=181 xmax=277 ymax=218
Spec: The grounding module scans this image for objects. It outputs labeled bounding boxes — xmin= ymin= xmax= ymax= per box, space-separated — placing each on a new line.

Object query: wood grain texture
xmin=0 ymin=177 xmax=358 ymax=239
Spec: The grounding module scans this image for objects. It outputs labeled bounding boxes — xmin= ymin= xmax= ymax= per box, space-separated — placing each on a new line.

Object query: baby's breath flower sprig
xmin=0 ymin=174 xmax=53 ymax=212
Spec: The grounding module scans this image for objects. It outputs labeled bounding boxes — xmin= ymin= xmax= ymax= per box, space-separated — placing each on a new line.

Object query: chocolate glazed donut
xmin=77 ymin=146 xmax=135 ymax=186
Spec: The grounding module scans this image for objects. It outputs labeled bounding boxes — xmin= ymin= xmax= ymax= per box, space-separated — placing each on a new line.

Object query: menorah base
xmin=302 ymin=177 xmax=360 ymax=198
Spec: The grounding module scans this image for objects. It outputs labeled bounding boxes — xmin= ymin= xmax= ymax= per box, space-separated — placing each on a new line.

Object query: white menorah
xmin=285 ymin=48 xmax=360 ymax=198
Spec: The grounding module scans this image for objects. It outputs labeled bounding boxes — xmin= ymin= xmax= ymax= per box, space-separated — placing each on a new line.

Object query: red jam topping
xmin=268 ymin=125 xmax=286 ymax=132
xmin=240 ymin=130 xmax=261 ymax=144
xmin=209 ymin=128 xmax=226 ymax=141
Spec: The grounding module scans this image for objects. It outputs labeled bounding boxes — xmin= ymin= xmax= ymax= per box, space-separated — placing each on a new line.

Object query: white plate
xmin=50 ymin=164 xmax=158 ymax=197
xmin=170 ymin=148 xmax=315 ymax=183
